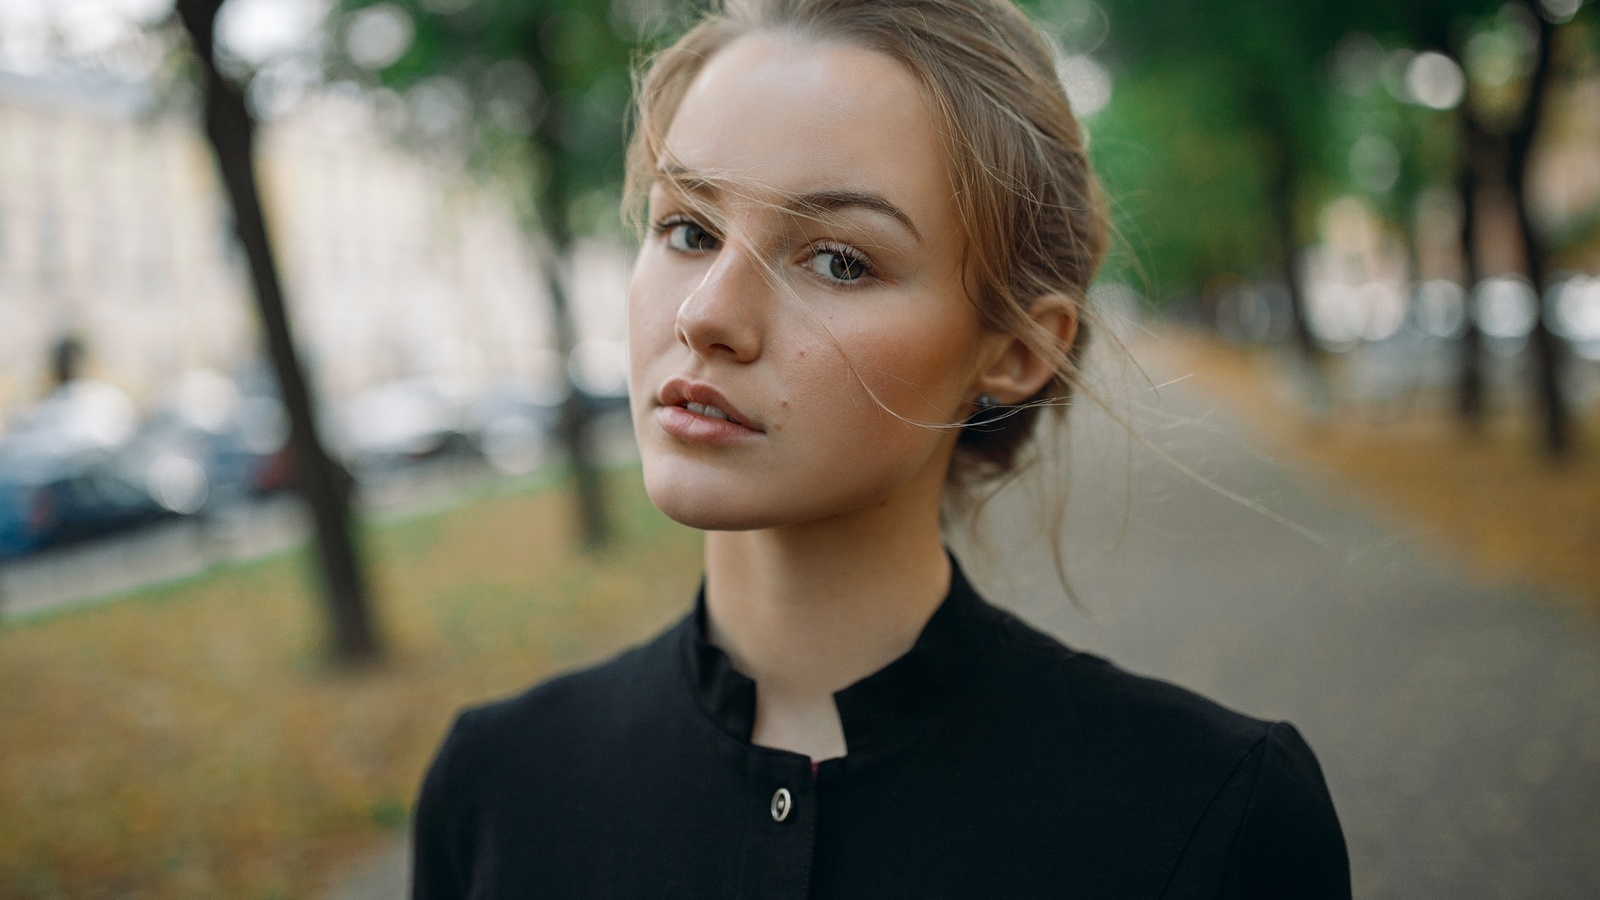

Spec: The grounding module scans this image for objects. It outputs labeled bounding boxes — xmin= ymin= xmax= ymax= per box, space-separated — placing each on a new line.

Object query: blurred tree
xmin=175 ymin=0 xmax=383 ymax=663
xmin=1458 ymin=111 xmax=1493 ymax=430
xmin=1068 ymin=0 xmax=1410 ymax=282
xmin=1066 ymin=0 xmax=1592 ymax=456
xmin=1367 ymin=4 xmax=1493 ymax=433
xmin=1068 ymin=0 xmax=1364 ymax=411
xmin=1381 ymin=1 xmax=1596 ymax=458
xmin=1086 ymin=64 xmax=1280 ymax=309
xmin=1487 ymin=6 xmax=1571 ymax=458
xmin=330 ymin=0 xmax=667 ymax=551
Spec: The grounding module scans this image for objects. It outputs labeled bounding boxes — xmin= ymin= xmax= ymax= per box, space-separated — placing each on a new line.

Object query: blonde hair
xmin=625 ymin=0 xmax=1108 ymax=498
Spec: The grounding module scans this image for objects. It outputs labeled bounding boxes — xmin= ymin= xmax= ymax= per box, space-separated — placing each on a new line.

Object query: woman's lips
xmin=655 ymin=404 xmax=763 ymax=445
xmin=655 ymin=378 xmax=763 ymax=445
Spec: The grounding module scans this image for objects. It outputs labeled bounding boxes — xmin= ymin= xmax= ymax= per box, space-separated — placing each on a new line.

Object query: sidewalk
xmin=962 ymin=358 xmax=1600 ymax=898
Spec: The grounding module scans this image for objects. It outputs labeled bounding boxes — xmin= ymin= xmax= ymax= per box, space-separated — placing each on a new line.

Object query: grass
xmin=1152 ymin=329 xmax=1600 ymax=608
xmin=0 ymin=470 xmax=704 ymax=899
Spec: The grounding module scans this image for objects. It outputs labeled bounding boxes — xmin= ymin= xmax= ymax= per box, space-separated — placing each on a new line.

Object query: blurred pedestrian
xmin=412 ymin=0 xmax=1349 ymax=896
xmin=50 ymin=334 xmax=85 ymax=391
xmin=19 ymin=336 xmax=137 ymax=455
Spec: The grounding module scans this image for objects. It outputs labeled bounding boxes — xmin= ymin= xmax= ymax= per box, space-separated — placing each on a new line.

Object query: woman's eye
xmin=807 ymin=247 xmax=871 ymax=283
xmin=663 ymin=220 xmax=720 ymax=253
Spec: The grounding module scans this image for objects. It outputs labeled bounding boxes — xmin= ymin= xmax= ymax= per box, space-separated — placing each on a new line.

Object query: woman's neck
xmin=703 ymin=498 xmax=952 ymax=761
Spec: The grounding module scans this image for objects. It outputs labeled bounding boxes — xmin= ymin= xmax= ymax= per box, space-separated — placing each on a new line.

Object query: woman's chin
xmin=641 ymin=466 xmax=812 ymax=532
xmin=644 ymin=484 xmax=771 ymax=532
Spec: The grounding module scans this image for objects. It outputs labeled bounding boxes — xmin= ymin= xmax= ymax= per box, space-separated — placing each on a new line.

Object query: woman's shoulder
xmin=984 ymin=603 xmax=1276 ymax=753
xmin=976 ymin=605 xmax=1349 ymax=894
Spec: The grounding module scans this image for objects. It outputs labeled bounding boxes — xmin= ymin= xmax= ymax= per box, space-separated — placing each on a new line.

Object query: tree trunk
xmin=1456 ymin=114 xmax=1489 ymax=432
xmin=531 ymin=141 xmax=610 ymax=552
xmin=540 ymin=254 xmax=610 ymax=553
xmin=1272 ymin=187 xmax=1320 ymax=361
xmin=1503 ymin=12 xmax=1570 ymax=461
xmin=1260 ymin=127 xmax=1332 ymax=417
xmin=175 ymin=0 xmax=382 ymax=661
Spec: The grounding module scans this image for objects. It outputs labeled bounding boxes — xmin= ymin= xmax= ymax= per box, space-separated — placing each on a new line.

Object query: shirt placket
xmin=737 ymin=749 xmax=818 ymax=899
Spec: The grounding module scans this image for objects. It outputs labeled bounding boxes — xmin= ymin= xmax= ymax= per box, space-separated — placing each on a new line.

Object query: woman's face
xmin=628 ymin=33 xmax=995 ymax=531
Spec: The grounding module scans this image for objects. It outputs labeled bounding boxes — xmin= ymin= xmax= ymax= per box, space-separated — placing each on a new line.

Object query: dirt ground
xmin=1147 ymin=329 xmax=1600 ymax=610
xmin=0 ymin=474 xmax=703 ymax=899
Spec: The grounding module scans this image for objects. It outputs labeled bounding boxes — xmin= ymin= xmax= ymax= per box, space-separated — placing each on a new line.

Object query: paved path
xmin=328 ymin=369 xmax=1600 ymax=899
xmin=961 ymin=367 xmax=1600 ymax=898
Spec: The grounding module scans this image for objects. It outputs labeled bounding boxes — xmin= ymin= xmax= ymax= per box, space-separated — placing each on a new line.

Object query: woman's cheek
xmin=628 ymin=268 xmax=689 ymax=356
xmin=842 ymin=321 xmax=972 ymax=422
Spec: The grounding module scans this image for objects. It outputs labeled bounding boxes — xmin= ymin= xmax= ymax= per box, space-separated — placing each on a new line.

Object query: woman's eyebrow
xmin=656 ymin=163 xmax=723 ymax=200
xmin=655 ymin=165 xmax=920 ymax=242
xmin=649 ymin=161 xmax=726 ymax=209
xmin=785 ymin=191 xmax=922 ymax=242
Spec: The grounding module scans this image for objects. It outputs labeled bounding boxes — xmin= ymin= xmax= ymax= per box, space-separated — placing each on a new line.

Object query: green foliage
xmin=1087 ymin=68 xmax=1278 ymax=299
xmin=1029 ymin=0 xmax=1588 ymax=301
xmin=332 ymin=0 xmax=654 ymax=239
xmin=1044 ymin=0 xmax=1362 ymax=299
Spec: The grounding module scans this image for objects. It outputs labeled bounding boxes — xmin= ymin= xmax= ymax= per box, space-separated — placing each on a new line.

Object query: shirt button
xmin=770 ymin=787 xmax=792 ymax=822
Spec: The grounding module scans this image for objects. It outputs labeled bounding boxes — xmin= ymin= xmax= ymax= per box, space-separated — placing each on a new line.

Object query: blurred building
xmin=0 ymin=65 xmax=629 ymax=429
xmin=0 ymin=67 xmax=242 ymax=413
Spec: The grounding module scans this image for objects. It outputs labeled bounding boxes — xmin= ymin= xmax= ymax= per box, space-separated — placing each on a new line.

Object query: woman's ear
xmin=970 ymin=294 xmax=1079 ymax=403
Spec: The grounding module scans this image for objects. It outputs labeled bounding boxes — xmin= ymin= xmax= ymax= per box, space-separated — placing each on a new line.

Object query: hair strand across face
xmin=626 ymin=0 xmax=1109 ymax=500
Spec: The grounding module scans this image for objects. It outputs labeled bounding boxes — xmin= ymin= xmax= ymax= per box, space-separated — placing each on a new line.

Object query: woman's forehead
xmin=659 ymin=33 xmax=955 ymax=234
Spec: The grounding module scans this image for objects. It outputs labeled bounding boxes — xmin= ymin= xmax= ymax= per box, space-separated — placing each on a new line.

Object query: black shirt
xmin=412 ymin=558 xmax=1350 ymax=899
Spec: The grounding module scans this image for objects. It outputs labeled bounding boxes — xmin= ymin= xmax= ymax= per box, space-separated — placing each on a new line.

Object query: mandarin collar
xmin=681 ymin=553 xmax=997 ymax=756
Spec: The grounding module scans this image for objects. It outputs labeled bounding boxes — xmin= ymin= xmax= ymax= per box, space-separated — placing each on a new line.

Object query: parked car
xmin=469 ymin=380 xmax=629 ymax=476
xmin=336 ymin=375 xmax=481 ymax=476
xmin=470 ymin=379 xmax=563 ymax=476
xmin=228 ymin=364 xmax=296 ymax=494
xmin=127 ymin=368 xmax=293 ymax=509
xmin=0 ymin=379 xmax=169 ymax=557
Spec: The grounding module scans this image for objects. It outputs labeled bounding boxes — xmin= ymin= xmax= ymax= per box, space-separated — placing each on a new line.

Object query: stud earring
xmin=966 ymin=394 xmax=1004 ymax=428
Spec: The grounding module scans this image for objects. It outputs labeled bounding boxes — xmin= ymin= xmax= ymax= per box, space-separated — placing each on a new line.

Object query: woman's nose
xmin=675 ymin=243 xmax=767 ymax=363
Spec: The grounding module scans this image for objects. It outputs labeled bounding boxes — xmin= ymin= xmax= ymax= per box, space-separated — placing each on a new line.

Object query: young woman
xmin=412 ymin=0 xmax=1350 ymax=896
